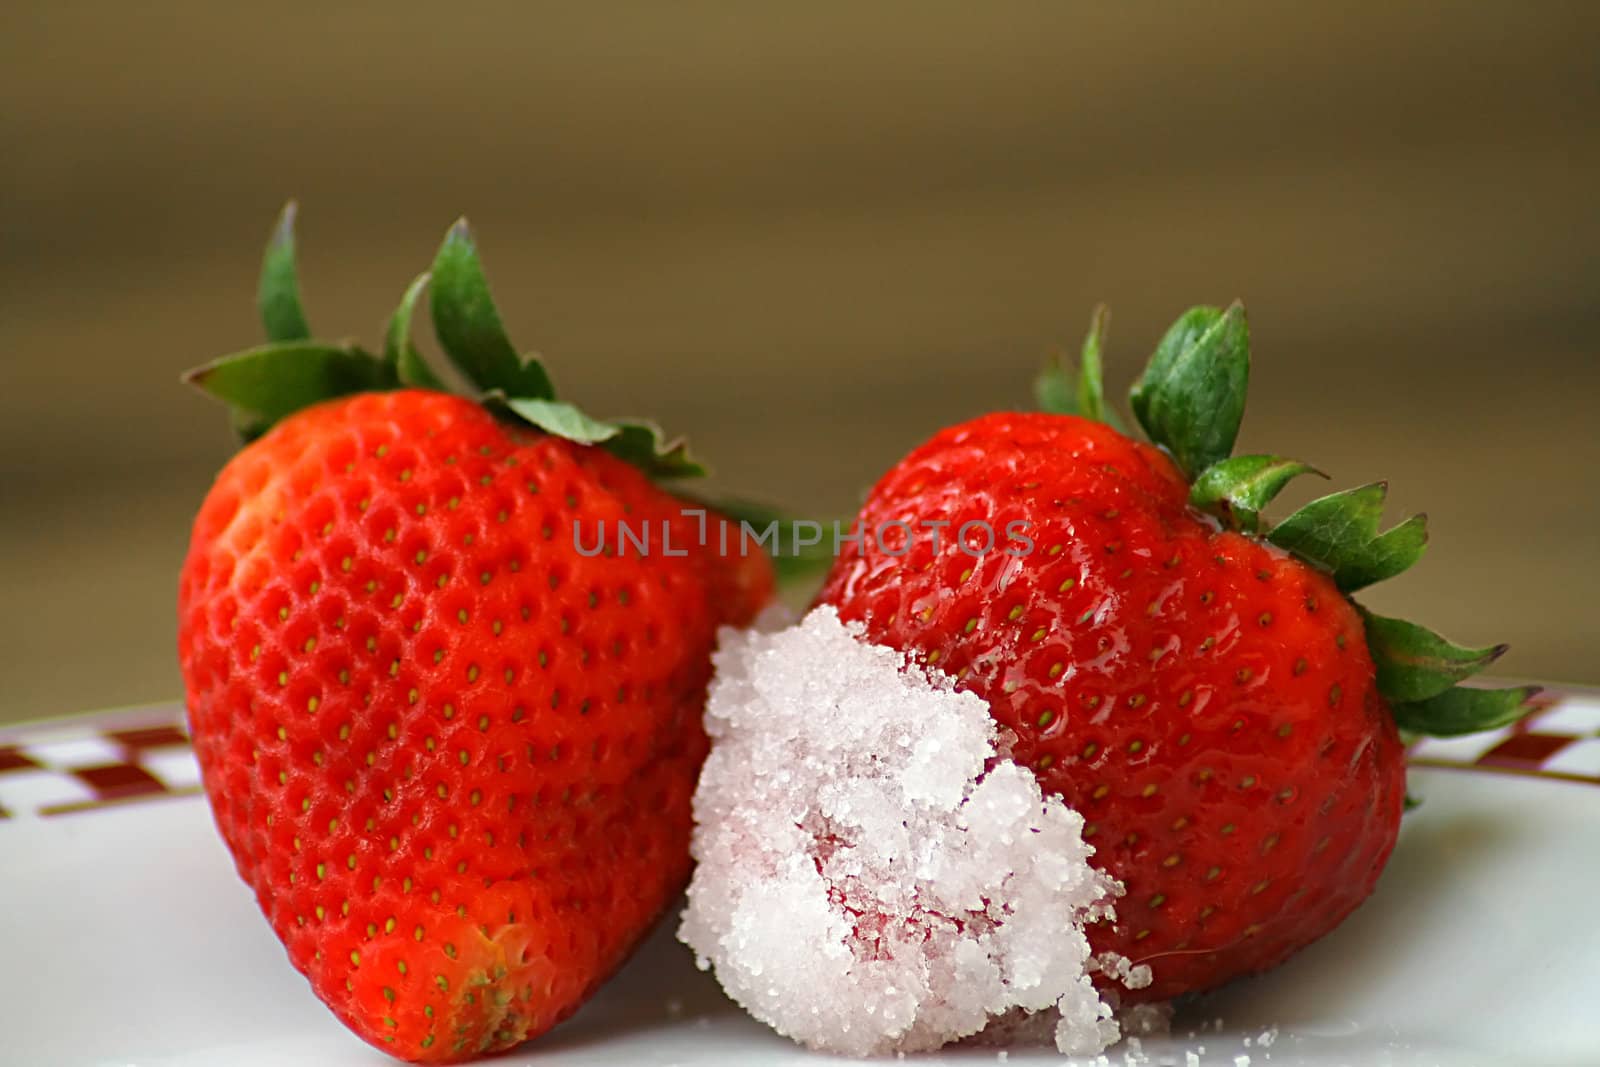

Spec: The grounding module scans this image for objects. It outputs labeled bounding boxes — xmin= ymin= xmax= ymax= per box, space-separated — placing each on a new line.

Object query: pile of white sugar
xmin=678 ymin=607 xmax=1150 ymax=1058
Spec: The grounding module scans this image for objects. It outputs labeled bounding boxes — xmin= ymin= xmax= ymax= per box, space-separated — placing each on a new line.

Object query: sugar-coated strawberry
xmin=817 ymin=304 xmax=1536 ymax=1002
xmin=178 ymin=207 xmax=773 ymax=1062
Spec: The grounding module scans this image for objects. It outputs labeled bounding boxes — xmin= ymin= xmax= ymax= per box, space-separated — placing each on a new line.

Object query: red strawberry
xmin=817 ymin=304 xmax=1535 ymax=1003
xmin=178 ymin=207 xmax=773 ymax=1062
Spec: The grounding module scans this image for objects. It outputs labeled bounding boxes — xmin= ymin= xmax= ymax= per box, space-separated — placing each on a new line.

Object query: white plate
xmin=4 ymin=697 xmax=1597 ymax=1067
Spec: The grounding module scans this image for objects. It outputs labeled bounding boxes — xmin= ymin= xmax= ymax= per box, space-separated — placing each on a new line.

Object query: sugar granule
xmin=678 ymin=607 xmax=1132 ymax=1057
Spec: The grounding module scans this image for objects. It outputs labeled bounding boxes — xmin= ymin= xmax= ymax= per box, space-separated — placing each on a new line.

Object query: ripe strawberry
xmin=817 ymin=304 xmax=1535 ymax=1003
xmin=178 ymin=206 xmax=773 ymax=1062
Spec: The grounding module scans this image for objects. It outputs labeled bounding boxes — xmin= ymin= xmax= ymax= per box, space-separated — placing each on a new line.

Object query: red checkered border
xmin=0 ymin=689 xmax=1594 ymax=822
xmin=0 ymin=705 xmax=199 ymax=820
xmin=1406 ymin=687 xmax=1600 ymax=785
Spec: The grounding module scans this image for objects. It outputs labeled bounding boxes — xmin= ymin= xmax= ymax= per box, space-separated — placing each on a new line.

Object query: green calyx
xmin=184 ymin=202 xmax=700 ymax=480
xmin=1130 ymin=303 xmax=1250 ymax=479
xmin=1035 ymin=303 xmax=1538 ymax=739
xmin=1035 ymin=304 xmax=1125 ymax=431
xmin=1359 ymin=609 xmax=1532 ymax=735
xmin=1266 ymin=483 xmax=1428 ymax=592
xmin=1189 ymin=455 xmax=1324 ymax=536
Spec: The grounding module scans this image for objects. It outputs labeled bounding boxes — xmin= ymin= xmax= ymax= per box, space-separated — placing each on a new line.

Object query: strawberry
xmin=178 ymin=206 xmax=773 ymax=1062
xmin=816 ymin=304 xmax=1535 ymax=1003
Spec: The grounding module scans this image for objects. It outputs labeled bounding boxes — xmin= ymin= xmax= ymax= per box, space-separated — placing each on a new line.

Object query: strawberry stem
xmin=1032 ymin=300 xmax=1540 ymax=741
xmin=187 ymin=203 xmax=812 ymax=579
xmin=186 ymin=203 xmax=708 ymax=483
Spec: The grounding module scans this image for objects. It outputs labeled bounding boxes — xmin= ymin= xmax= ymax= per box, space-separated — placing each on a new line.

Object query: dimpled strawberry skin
xmin=818 ymin=411 xmax=1406 ymax=1002
xmin=179 ymin=389 xmax=771 ymax=1061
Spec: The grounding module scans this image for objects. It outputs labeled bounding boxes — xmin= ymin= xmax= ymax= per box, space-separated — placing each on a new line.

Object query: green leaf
xmin=1034 ymin=305 xmax=1125 ymax=430
xmin=1129 ymin=305 xmax=1222 ymax=432
xmin=502 ymin=399 xmax=707 ymax=480
xmin=1033 ymin=354 xmax=1074 ymax=415
xmin=184 ymin=341 xmax=395 ymax=428
xmin=429 ymin=220 xmax=554 ymax=399
xmin=383 ymin=272 xmax=446 ymax=390
xmin=258 ymin=201 xmax=312 ymax=343
xmin=603 ymin=421 xmax=706 ymax=480
xmin=1189 ymin=454 xmax=1324 ymax=533
xmin=1267 ymin=482 xmax=1428 ymax=591
xmin=1391 ymin=684 xmax=1541 ymax=737
xmin=1075 ymin=305 xmax=1110 ymax=421
xmin=504 ymin=397 xmax=621 ymax=445
xmin=1075 ymin=305 xmax=1127 ymax=430
xmin=1128 ymin=301 xmax=1249 ymax=478
xmin=1361 ymin=609 xmax=1507 ymax=703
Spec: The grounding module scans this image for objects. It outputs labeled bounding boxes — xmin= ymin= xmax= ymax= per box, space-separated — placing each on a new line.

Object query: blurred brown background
xmin=2 ymin=3 xmax=1596 ymax=723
